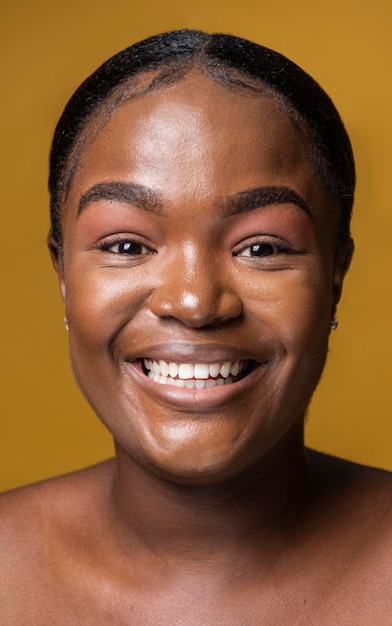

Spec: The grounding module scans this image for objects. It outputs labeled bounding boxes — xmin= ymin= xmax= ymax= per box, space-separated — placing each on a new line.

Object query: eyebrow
xmin=222 ymin=187 xmax=314 ymax=220
xmin=77 ymin=181 xmax=313 ymax=221
xmin=78 ymin=181 xmax=163 ymax=215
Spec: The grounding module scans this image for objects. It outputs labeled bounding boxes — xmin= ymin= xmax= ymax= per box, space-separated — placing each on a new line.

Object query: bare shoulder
xmin=0 ymin=460 xmax=115 ymax=623
xmin=308 ymin=448 xmax=392 ymax=506
xmin=307 ymin=449 xmax=392 ymax=616
xmin=0 ymin=459 xmax=114 ymax=529
xmin=0 ymin=459 xmax=115 ymax=544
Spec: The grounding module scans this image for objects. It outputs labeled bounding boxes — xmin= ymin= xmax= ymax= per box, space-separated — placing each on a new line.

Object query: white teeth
xmin=206 ymin=378 xmax=225 ymax=388
xmin=220 ymin=362 xmax=232 ymax=378
xmin=159 ymin=360 xmax=170 ymax=377
xmin=194 ymin=363 xmax=209 ymax=379
xmin=231 ymin=361 xmax=240 ymax=376
xmin=144 ymin=358 xmax=248 ymax=388
xmin=178 ymin=363 xmax=194 ymax=380
xmin=169 ymin=362 xmax=179 ymax=378
xmin=195 ymin=379 xmax=206 ymax=389
xmin=209 ymin=363 xmax=220 ymax=378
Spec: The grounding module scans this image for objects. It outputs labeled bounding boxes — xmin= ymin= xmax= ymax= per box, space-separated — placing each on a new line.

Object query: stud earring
xmin=330 ymin=317 xmax=339 ymax=331
xmin=64 ymin=317 xmax=69 ymax=331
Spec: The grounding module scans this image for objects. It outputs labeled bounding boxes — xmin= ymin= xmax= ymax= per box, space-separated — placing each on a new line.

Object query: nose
xmin=148 ymin=244 xmax=243 ymax=328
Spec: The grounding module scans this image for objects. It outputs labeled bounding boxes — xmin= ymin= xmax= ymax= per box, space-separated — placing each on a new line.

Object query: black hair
xmin=49 ymin=29 xmax=355 ymax=251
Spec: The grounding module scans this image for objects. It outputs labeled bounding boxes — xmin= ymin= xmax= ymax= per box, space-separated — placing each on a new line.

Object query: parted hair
xmin=49 ymin=29 xmax=355 ymax=251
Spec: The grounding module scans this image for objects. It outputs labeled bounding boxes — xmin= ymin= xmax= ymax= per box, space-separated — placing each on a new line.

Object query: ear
xmin=331 ymin=237 xmax=354 ymax=316
xmin=47 ymin=234 xmax=66 ymax=302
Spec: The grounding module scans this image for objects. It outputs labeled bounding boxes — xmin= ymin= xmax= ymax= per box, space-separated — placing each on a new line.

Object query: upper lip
xmin=124 ymin=342 xmax=268 ymax=364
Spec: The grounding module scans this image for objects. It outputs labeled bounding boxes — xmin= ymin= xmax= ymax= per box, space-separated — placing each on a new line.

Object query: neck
xmin=108 ymin=422 xmax=311 ymax=570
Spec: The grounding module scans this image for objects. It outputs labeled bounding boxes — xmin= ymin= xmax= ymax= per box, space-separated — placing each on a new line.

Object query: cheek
xmin=277 ymin=276 xmax=332 ymax=391
xmin=245 ymin=266 xmax=332 ymax=352
xmin=64 ymin=265 xmax=148 ymax=353
xmin=246 ymin=270 xmax=332 ymax=420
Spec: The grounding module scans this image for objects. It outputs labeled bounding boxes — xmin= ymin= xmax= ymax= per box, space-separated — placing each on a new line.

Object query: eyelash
xmin=98 ymin=236 xmax=293 ymax=259
xmin=99 ymin=236 xmax=155 ymax=256
xmin=233 ymin=238 xmax=292 ymax=258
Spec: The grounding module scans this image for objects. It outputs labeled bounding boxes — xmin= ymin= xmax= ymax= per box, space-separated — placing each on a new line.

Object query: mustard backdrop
xmin=1 ymin=0 xmax=391 ymax=491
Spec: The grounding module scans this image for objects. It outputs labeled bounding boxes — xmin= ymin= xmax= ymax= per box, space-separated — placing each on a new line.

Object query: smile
xmin=142 ymin=359 xmax=250 ymax=389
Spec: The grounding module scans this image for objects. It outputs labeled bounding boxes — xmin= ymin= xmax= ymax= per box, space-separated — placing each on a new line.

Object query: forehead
xmin=69 ymin=71 xmax=318 ymax=202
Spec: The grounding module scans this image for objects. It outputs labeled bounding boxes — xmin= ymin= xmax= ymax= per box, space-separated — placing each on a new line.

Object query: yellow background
xmin=1 ymin=0 xmax=391 ymax=491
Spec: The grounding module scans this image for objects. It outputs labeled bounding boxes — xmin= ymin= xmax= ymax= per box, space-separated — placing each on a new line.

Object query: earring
xmin=330 ymin=317 xmax=339 ymax=331
xmin=64 ymin=317 xmax=69 ymax=331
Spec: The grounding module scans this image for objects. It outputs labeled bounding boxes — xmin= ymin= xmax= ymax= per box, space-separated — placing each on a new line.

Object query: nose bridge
xmin=149 ymin=240 xmax=242 ymax=327
xmin=179 ymin=240 xmax=212 ymax=311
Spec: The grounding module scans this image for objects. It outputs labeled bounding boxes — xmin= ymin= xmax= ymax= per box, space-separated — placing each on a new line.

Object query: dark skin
xmin=1 ymin=71 xmax=392 ymax=625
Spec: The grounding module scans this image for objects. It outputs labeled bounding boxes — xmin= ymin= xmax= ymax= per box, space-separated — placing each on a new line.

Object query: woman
xmin=1 ymin=29 xmax=391 ymax=624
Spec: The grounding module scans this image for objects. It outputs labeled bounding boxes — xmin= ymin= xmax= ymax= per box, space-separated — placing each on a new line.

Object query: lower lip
xmin=124 ymin=360 xmax=268 ymax=411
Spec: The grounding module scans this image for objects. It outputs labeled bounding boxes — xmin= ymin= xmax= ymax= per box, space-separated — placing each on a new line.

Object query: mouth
xmin=141 ymin=358 xmax=252 ymax=389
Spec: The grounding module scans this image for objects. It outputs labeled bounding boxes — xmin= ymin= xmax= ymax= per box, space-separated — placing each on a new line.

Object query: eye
xmin=100 ymin=238 xmax=154 ymax=255
xmin=234 ymin=241 xmax=289 ymax=258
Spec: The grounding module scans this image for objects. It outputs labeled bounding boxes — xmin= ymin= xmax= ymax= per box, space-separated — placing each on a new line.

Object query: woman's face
xmin=54 ymin=71 xmax=349 ymax=483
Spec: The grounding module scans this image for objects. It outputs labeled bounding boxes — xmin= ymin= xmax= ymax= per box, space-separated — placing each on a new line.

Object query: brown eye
xmin=249 ymin=243 xmax=275 ymax=257
xmin=118 ymin=241 xmax=145 ymax=254
xmin=236 ymin=242 xmax=287 ymax=258
xmin=103 ymin=240 xmax=153 ymax=255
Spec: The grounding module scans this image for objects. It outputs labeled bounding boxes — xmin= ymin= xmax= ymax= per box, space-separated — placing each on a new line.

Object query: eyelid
xmin=98 ymin=234 xmax=156 ymax=255
xmin=233 ymin=235 xmax=292 ymax=257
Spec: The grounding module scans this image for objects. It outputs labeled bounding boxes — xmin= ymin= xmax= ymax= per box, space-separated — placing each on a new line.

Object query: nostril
xmin=207 ymin=315 xmax=240 ymax=329
xmin=148 ymin=281 xmax=243 ymax=328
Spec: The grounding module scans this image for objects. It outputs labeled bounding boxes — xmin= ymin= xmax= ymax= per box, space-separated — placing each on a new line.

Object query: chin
xmin=115 ymin=430 xmax=274 ymax=488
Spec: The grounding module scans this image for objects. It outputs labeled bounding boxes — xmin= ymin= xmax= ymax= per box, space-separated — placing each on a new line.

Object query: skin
xmin=1 ymin=70 xmax=392 ymax=625
xmin=56 ymin=72 xmax=342 ymax=484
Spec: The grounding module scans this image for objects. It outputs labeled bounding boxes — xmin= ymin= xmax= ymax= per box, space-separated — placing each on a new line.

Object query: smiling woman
xmin=1 ymin=29 xmax=391 ymax=625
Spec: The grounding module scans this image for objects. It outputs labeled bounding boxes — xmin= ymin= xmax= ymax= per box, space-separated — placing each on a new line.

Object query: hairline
xmin=54 ymin=61 xmax=343 ymax=252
